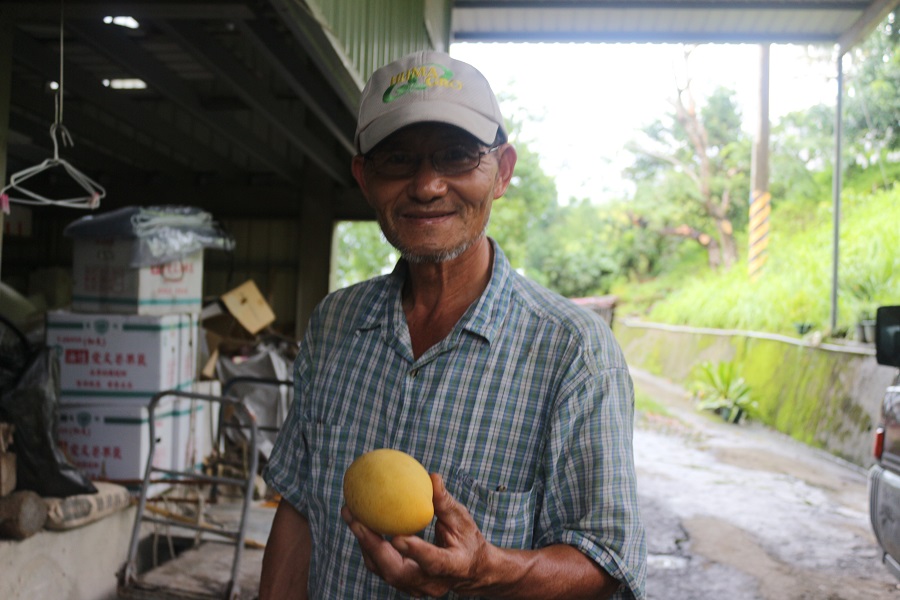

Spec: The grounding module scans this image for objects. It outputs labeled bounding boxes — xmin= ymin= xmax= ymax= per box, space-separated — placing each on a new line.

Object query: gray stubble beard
xmin=385 ymin=222 xmax=489 ymax=265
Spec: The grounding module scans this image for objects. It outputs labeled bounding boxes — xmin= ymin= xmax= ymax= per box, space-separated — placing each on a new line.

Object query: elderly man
xmin=260 ymin=50 xmax=646 ymax=599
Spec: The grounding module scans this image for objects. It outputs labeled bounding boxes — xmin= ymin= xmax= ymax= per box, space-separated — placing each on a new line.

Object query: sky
xmin=450 ymin=42 xmax=838 ymax=204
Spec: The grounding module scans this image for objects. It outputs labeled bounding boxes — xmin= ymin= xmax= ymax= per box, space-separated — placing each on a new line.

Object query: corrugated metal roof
xmin=452 ymin=1 xmax=899 ymax=49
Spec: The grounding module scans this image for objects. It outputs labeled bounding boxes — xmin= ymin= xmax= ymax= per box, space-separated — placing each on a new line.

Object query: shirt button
xmin=410 ymin=368 xmax=419 ymax=378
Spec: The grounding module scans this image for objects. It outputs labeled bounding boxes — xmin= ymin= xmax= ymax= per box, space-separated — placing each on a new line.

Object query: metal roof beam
xmin=12 ymin=28 xmax=236 ymax=174
xmin=451 ymin=1 xmax=883 ymax=45
xmin=452 ymin=31 xmax=844 ymax=43
xmin=9 ymin=74 xmax=192 ymax=177
xmin=838 ymin=0 xmax=900 ymax=52
xmin=454 ymin=1 xmax=870 ymax=8
xmin=267 ymin=0 xmax=363 ymax=116
xmin=3 ymin=2 xmax=255 ymax=21
xmin=159 ymin=18 xmax=351 ymax=185
xmin=9 ymin=108 xmax=146 ymax=178
xmin=235 ymin=15 xmax=357 ymax=155
xmin=66 ymin=19 xmax=303 ymax=185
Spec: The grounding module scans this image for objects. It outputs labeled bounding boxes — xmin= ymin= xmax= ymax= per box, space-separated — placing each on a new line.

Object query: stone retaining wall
xmin=614 ymin=319 xmax=900 ymax=467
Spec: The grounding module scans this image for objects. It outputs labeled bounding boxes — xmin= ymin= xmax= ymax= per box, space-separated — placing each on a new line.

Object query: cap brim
xmin=357 ymin=101 xmax=502 ymax=154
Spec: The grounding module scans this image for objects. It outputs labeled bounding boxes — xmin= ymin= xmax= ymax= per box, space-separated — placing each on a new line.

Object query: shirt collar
xmin=356 ymin=238 xmax=514 ymax=347
xmin=460 ymin=238 xmax=512 ymax=345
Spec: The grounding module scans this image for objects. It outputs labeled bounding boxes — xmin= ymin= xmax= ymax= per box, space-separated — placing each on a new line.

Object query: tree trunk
xmin=662 ymin=224 xmax=722 ymax=269
xmin=672 ymin=53 xmax=741 ymax=271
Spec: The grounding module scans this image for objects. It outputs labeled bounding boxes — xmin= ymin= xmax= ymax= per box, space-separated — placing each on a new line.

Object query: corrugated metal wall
xmin=307 ymin=0 xmax=450 ymax=83
xmin=206 ymin=218 xmax=302 ymax=335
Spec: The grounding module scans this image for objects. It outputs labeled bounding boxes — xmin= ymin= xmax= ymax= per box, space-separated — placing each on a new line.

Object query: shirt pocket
xmin=444 ymin=467 xmax=539 ymax=549
xmin=300 ymin=421 xmax=357 ymax=521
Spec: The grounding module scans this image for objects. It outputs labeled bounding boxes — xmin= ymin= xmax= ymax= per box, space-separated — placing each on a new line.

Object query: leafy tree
xmin=330 ymin=220 xmax=397 ymax=290
xmin=604 ymin=200 xmax=686 ymax=281
xmin=773 ymin=12 xmax=900 ymax=198
xmin=845 ymin=12 xmax=900 ymax=162
xmin=527 ymin=199 xmax=619 ymax=297
xmin=624 ymin=47 xmax=751 ymax=270
xmin=840 ymin=12 xmax=900 ymax=194
xmin=769 ymin=104 xmax=834 ymax=206
xmin=488 ymin=110 xmax=557 ymax=272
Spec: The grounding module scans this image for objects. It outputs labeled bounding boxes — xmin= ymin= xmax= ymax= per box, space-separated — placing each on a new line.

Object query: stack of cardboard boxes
xmin=46 ymin=237 xmax=216 ymax=493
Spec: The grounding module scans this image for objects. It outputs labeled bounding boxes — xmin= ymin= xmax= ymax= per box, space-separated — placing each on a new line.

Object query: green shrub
xmin=626 ymin=185 xmax=900 ymax=337
xmin=689 ymin=360 xmax=757 ymax=424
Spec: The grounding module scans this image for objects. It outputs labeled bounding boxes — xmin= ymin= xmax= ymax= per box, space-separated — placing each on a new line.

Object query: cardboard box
xmin=200 ymin=280 xmax=276 ymax=378
xmin=57 ymin=398 xmax=178 ymax=496
xmin=46 ymin=311 xmax=197 ymax=405
xmin=200 ymin=280 xmax=275 ymax=339
xmin=71 ymin=238 xmax=204 ymax=315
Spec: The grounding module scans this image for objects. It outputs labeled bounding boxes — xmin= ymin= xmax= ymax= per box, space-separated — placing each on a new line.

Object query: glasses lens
xmin=369 ymin=150 xmax=418 ymax=177
xmin=433 ymin=146 xmax=480 ymax=174
xmin=367 ymin=145 xmax=486 ymax=176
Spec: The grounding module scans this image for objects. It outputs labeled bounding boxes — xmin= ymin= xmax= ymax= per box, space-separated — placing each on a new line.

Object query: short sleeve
xmin=263 ymin=343 xmax=311 ymax=514
xmin=536 ymin=362 xmax=647 ymax=600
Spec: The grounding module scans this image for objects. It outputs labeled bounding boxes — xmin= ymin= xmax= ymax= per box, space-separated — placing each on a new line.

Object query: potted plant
xmin=857 ymin=310 xmax=877 ymax=344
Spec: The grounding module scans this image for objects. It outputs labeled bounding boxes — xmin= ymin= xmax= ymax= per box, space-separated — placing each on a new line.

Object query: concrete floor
xmin=632 ymin=368 xmax=900 ymax=599
xmin=0 ymin=494 xmax=277 ymax=600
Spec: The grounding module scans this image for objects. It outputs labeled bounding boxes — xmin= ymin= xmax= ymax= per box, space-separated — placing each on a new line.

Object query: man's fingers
xmin=431 ymin=473 xmax=463 ymax=522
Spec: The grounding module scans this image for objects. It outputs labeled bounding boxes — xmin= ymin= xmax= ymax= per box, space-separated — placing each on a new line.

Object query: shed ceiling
xmin=1 ymin=1 xmax=897 ymax=225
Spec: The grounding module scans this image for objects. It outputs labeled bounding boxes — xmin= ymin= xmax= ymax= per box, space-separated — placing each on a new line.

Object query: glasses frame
xmin=364 ymin=144 xmax=501 ymax=178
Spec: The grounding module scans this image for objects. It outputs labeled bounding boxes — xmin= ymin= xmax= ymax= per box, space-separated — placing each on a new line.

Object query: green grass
xmin=614 ymin=185 xmax=900 ymax=337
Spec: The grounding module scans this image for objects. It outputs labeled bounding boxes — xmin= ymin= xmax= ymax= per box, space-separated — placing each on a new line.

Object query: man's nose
xmin=407 ymin=158 xmax=448 ymax=202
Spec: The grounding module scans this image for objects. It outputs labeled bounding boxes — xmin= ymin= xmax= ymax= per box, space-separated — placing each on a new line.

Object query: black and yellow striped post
xmin=748 ymin=191 xmax=770 ymax=281
xmin=749 ymin=45 xmax=770 ymax=282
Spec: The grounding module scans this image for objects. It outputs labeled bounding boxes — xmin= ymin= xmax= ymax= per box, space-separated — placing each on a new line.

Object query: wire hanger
xmin=0 ymin=1 xmax=105 ymax=214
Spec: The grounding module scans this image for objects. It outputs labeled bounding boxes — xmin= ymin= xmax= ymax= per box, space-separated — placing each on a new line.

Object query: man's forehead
xmin=376 ymin=122 xmax=480 ymax=148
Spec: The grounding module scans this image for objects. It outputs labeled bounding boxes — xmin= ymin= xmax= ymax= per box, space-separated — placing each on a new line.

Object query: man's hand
xmin=341 ymin=473 xmax=493 ymax=597
xmin=343 ymin=473 xmax=618 ymax=599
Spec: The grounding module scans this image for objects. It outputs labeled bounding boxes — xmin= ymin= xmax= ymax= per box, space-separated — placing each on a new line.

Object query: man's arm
xmin=342 ymin=474 xmax=620 ymax=600
xmin=259 ymin=499 xmax=312 ymax=600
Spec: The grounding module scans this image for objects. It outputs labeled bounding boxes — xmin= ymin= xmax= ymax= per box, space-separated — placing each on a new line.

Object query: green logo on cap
xmin=382 ymin=63 xmax=461 ymax=103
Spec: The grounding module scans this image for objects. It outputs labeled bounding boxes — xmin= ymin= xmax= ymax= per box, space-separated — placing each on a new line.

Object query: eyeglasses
xmin=364 ymin=145 xmax=500 ymax=178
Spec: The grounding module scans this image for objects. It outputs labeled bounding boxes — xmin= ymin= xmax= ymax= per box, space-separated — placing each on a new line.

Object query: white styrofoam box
xmin=57 ymin=397 xmax=178 ymax=496
xmin=46 ymin=311 xmax=197 ymax=404
xmin=71 ymin=238 xmax=203 ymax=315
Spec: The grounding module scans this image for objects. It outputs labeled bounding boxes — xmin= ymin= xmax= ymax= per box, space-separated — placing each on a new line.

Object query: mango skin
xmin=343 ymin=448 xmax=434 ymax=536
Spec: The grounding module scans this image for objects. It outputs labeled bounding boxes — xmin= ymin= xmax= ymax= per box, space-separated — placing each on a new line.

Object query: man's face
xmin=351 ymin=123 xmax=516 ymax=264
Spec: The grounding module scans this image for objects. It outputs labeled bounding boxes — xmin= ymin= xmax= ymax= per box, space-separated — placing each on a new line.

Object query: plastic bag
xmin=216 ymin=346 xmax=294 ymax=460
xmin=63 ymin=205 xmax=235 ymax=267
xmin=0 ymin=347 xmax=97 ymax=497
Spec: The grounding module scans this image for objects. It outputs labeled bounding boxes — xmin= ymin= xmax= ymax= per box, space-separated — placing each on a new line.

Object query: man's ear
xmin=492 ymin=144 xmax=518 ymax=200
xmin=351 ymin=155 xmax=370 ymax=199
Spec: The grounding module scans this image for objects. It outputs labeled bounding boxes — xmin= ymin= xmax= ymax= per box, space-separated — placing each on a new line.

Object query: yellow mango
xmin=343 ymin=448 xmax=434 ymax=536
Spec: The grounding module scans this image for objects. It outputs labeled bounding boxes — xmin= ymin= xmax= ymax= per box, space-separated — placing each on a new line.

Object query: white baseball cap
xmin=354 ymin=51 xmax=507 ymax=154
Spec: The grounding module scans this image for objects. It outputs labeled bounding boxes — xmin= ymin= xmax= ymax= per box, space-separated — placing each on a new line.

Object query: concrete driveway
xmin=632 ymin=369 xmax=900 ymax=600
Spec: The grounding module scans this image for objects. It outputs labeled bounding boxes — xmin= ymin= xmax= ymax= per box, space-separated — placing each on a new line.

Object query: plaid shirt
xmin=265 ymin=241 xmax=646 ymax=599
